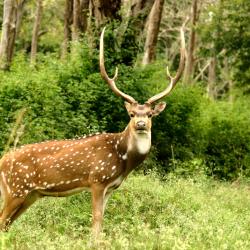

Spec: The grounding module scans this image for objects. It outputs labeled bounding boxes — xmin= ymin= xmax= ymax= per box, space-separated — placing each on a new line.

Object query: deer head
xmin=100 ymin=25 xmax=186 ymax=138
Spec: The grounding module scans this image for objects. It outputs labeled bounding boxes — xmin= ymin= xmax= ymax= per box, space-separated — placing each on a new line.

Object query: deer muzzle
xmin=136 ymin=121 xmax=146 ymax=130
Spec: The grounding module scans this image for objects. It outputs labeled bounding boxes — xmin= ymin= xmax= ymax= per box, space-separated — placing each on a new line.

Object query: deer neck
xmin=128 ymin=128 xmax=151 ymax=156
xmin=118 ymin=125 xmax=151 ymax=160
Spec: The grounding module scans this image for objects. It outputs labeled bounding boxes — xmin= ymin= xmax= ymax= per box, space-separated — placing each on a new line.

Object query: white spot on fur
xmin=122 ymin=153 xmax=127 ymax=160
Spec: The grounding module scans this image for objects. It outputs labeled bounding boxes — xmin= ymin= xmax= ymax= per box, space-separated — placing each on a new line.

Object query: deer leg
xmin=103 ymin=191 xmax=112 ymax=214
xmin=91 ymin=185 xmax=106 ymax=239
xmin=0 ymin=196 xmax=25 ymax=231
xmin=7 ymin=192 xmax=41 ymax=228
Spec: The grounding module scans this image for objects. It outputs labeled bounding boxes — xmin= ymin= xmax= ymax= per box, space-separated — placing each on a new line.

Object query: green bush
xmin=0 ymin=49 xmax=249 ymax=180
xmin=0 ymin=50 xmax=157 ymax=153
xmin=150 ymin=85 xmax=206 ymax=167
xmin=0 ymin=50 xmax=94 ymax=151
xmin=202 ymin=100 xmax=250 ymax=179
xmin=166 ymin=97 xmax=250 ymax=180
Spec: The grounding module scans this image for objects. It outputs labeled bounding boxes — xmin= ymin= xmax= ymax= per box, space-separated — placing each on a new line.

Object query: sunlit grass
xmin=1 ymin=173 xmax=250 ymax=249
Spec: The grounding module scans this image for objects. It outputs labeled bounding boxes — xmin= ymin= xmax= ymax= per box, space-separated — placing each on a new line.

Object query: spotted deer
xmin=0 ymin=25 xmax=185 ymax=238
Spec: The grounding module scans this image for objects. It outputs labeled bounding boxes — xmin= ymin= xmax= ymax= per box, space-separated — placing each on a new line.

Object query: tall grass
xmin=1 ymin=173 xmax=250 ymax=249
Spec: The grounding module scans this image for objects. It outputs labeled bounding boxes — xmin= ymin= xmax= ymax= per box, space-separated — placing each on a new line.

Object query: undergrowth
xmin=1 ymin=173 xmax=250 ymax=250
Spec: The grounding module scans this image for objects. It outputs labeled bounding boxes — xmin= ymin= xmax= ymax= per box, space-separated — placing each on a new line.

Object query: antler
xmin=99 ymin=27 xmax=136 ymax=104
xmin=146 ymin=22 xmax=186 ymax=104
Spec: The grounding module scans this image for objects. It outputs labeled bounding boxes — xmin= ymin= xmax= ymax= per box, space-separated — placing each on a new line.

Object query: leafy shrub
xmin=151 ymin=85 xmax=206 ymax=168
xmin=0 ymin=50 xmax=94 ymax=151
xmin=201 ymin=100 xmax=250 ymax=179
xmin=167 ymin=97 xmax=250 ymax=180
xmin=1 ymin=49 xmax=249 ymax=180
xmin=0 ymin=50 xmax=159 ymax=153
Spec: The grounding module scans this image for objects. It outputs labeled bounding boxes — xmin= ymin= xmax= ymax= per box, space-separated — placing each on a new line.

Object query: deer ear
xmin=152 ymin=102 xmax=166 ymax=116
xmin=125 ymin=102 xmax=132 ymax=113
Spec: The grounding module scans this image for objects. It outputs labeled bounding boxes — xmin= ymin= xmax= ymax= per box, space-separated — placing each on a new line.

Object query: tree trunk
xmin=30 ymin=0 xmax=43 ymax=65
xmin=207 ymin=56 xmax=216 ymax=100
xmin=0 ymin=0 xmax=18 ymax=70
xmin=71 ymin=0 xmax=89 ymax=42
xmin=117 ymin=0 xmax=154 ymax=65
xmin=142 ymin=0 xmax=164 ymax=66
xmin=72 ymin=0 xmax=81 ymax=41
xmin=129 ymin=0 xmax=155 ymax=40
xmin=223 ymin=57 xmax=234 ymax=103
xmin=0 ymin=0 xmax=26 ymax=70
xmin=183 ymin=0 xmax=199 ymax=84
xmin=62 ymin=0 xmax=89 ymax=57
xmin=16 ymin=0 xmax=27 ymax=38
xmin=62 ymin=0 xmax=73 ymax=58
xmin=79 ymin=0 xmax=89 ymax=33
xmin=90 ymin=0 xmax=121 ymax=28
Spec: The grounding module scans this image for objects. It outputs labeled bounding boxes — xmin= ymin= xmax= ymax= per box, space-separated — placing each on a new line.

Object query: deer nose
xmin=136 ymin=121 xmax=146 ymax=130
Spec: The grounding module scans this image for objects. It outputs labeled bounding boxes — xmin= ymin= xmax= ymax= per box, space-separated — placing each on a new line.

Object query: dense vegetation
xmin=0 ymin=48 xmax=249 ymax=180
xmin=0 ymin=0 xmax=249 ymax=180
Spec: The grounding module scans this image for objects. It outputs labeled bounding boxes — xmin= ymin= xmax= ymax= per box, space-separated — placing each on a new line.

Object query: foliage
xmin=152 ymin=85 xmax=205 ymax=165
xmin=17 ymin=0 xmax=65 ymax=53
xmin=1 ymin=174 xmax=250 ymax=249
xmin=199 ymin=0 xmax=250 ymax=94
xmin=168 ymin=97 xmax=250 ymax=180
xmin=0 ymin=48 xmax=94 ymax=150
xmin=0 ymin=46 xmax=154 ymax=151
xmin=201 ymin=99 xmax=250 ymax=179
xmin=0 ymin=49 xmax=249 ymax=179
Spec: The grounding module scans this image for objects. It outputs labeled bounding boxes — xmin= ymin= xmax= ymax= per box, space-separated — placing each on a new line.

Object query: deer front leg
xmin=91 ymin=185 xmax=106 ymax=240
xmin=0 ymin=197 xmax=25 ymax=231
xmin=7 ymin=192 xmax=41 ymax=228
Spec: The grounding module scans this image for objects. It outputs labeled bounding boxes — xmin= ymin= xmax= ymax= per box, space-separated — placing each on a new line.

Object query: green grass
xmin=1 ymin=173 xmax=250 ymax=250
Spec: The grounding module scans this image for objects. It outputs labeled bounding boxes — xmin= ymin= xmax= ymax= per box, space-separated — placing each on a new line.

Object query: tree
xmin=72 ymin=0 xmax=81 ymax=41
xmin=117 ymin=0 xmax=155 ymax=65
xmin=62 ymin=0 xmax=73 ymax=58
xmin=183 ymin=0 xmax=199 ymax=84
xmin=142 ymin=0 xmax=164 ymax=66
xmin=199 ymin=0 xmax=250 ymax=98
xmin=90 ymin=0 xmax=121 ymax=28
xmin=207 ymin=56 xmax=216 ymax=99
xmin=62 ymin=0 xmax=89 ymax=57
xmin=79 ymin=0 xmax=89 ymax=33
xmin=128 ymin=0 xmax=155 ymax=44
xmin=30 ymin=0 xmax=43 ymax=65
xmin=16 ymin=0 xmax=26 ymax=38
xmin=0 ymin=0 xmax=26 ymax=70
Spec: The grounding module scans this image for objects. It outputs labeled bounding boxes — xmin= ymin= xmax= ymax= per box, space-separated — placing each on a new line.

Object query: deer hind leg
xmin=103 ymin=190 xmax=112 ymax=214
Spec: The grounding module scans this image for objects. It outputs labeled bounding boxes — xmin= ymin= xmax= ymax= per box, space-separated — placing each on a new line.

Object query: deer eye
xmin=148 ymin=113 xmax=153 ymax=118
xmin=130 ymin=113 xmax=135 ymax=118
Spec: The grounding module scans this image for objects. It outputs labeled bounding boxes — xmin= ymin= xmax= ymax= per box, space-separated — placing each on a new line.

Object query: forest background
xmin=0 ymin=0 xmax=249 ymax=249
xmin=0 ymin=0 xmax=249 ymax=180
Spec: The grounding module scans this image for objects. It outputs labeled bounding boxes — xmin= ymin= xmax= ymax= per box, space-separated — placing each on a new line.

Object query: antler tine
xmin=146 ymin=22 xmax=186 ymax=104
xmin=99 ymin=27 xmax=136 ymax=104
